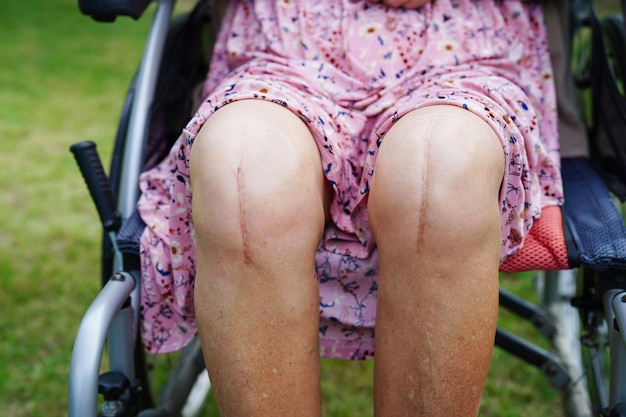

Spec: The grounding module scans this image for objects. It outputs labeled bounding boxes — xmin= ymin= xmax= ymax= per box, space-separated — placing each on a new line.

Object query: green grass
xmin=0 ymin=1 xmax=150 ymax=416
xmin=0 ymin=1 xmax=585 ymax=416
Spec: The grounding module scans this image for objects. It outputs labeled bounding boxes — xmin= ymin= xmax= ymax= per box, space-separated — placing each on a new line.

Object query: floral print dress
xmin=137 ymin=0 xmax=563 ymax=358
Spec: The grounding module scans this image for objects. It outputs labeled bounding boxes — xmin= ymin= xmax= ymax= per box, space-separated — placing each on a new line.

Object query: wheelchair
xmin=67 ymin=0 xmax=626 ymax=415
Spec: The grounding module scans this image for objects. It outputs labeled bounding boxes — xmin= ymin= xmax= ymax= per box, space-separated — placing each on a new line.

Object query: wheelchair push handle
xmin=70 ymin=141 xmax=121 ymax=232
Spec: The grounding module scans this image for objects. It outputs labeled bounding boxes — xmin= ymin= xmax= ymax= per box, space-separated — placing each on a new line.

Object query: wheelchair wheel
xmin=570 ymin=269 xmax=612 ymax=416
xmin=579 ymin=317 xmax=610 ymax=416
xmin=573 ymin=14 xmax=626 ymax=415
xmin=600 ymin=14 xmax=626 ymax=98
xmin=537 ymin=268 xmax=626 ymax=417
xmin=548 ymin=10 xmax=626 ymax=417
xmin=535 ymin=270 xmax=595 ymax=417
xmin=137 ymin=335 xmax=211 ymax=417
xmin=586 ymin=11 xmax=626 ymax=198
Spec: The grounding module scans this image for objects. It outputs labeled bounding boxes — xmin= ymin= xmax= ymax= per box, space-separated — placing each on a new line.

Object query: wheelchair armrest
xmin=561 ymin=157 xmax=626 ymax=270
xmin=78 ymin=0 xmax=152 ymax=22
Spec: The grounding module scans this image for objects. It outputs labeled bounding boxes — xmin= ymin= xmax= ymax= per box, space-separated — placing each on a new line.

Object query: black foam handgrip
xmin=70 ymin=141 xmax=121 ymax=232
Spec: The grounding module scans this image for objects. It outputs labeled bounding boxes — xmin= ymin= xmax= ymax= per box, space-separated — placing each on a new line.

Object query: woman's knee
xmin=368 ymin=105 xmax=505 ymax=246
xmin=189 ymin=100 xmax=328 ymax=257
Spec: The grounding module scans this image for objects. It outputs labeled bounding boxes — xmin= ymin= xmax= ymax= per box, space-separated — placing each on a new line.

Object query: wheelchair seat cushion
xmin=499 ymin=205 xmax=569 ymax=272
xmin=135 ymin=0 xmax=564 ymax=357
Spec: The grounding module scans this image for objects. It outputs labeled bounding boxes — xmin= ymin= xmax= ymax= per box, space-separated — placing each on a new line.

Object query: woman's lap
xmin=136 ymin=0 xmax=563 ymax=356
xmin=185 ymin=64 xmax=558 ymax=260
xmin=137 ymin=74 xmax=549 ymax=357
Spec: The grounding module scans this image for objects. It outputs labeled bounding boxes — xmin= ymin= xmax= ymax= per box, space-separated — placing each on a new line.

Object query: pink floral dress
xmin=137 ymin=0 xmax=563 ymax=358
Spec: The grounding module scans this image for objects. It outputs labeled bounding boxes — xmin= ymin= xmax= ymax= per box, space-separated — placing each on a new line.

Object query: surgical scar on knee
xmin=236 ymin=164 xmax=252 ymax=264
xmin=416 ymin=118 xmax=434 ymax=251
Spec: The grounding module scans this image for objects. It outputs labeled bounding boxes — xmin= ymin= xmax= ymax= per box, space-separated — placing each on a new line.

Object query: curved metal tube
xmin=118 ymin=0 xmax=174 ymax=219
xmin=68 ymin=272 xmax=135 ymax=417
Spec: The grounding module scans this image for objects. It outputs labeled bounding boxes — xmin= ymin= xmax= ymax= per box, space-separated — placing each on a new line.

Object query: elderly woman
xmin=137 ymin=0 xmax=563 ymax=415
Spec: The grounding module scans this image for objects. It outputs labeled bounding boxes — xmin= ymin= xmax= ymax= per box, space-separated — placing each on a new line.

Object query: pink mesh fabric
xmin=500 ymin=206 xmax=569 ymax=272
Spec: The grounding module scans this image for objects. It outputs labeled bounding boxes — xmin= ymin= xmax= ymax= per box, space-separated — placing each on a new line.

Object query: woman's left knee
xmin=368 ymin=105 xmax=505 ymax=242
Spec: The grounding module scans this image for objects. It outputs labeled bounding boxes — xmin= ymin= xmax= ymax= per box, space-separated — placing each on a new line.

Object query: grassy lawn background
xmin=0 ymin=0 xmax=593 ymax=416
xmin=1 ymin=1 xmax=151 ymax=415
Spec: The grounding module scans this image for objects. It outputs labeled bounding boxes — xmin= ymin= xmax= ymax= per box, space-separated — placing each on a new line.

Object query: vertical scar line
xmin=416 ymin=117 xmax=435 ymax=251
xmin=236 ymin=162 xmax=252 ymax=264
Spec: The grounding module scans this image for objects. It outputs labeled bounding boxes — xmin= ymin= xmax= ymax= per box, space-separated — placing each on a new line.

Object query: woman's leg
xmin=190 ymin=100 xmax=329 ymax=417
xmin=369 ymin=105 xmax=504 ymax=417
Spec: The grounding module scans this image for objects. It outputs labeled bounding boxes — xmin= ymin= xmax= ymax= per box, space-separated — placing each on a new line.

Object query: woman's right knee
xmin=189 ymin=100 xmax=328 ymax=259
